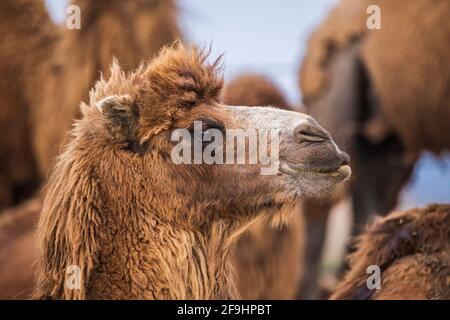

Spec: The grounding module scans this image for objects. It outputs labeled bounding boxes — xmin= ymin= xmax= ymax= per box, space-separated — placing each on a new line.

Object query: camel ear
xmin=96 ymin=95 xmax=139 ymax=141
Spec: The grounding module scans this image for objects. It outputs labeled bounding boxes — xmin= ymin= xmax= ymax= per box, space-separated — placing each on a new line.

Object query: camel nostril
xmin=294 ymin=123 xmax=330 ymax=143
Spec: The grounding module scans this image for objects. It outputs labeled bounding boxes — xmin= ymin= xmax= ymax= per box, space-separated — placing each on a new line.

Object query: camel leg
xmin=297 ymin=199 xmax=333 ymax=299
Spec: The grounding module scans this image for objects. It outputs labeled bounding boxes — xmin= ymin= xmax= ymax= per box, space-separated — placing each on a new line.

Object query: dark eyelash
xmin=188 ymin=118 xmax=225 ymax=134
xmin=203 ymin=118 xmax=225 ymax=132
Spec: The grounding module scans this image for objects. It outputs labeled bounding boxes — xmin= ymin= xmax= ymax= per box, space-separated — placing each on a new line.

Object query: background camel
xmin=222 ymin=74 xmax=292 ymax=111
xmin=0 ymin=0 xmax=181 ymax=211
xmin=331 ymin=204 xmax=450 ymax=300
xmin=35 ymin=45 xmax=351 ymax=299
xmin=0 ymin=0 xmax=55 ymax=210
xmin=298 ymin=0 xmax=450 ymax=298
xmin=223 ymin=74 xmax=304 ymax=299
xmin=26 ymin=0 xmax=181 ymax=177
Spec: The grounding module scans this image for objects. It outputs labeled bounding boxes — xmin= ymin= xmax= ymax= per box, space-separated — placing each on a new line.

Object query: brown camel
xmin=34 ymin=45 xmax=351 ymax=299
xmin=331 ymin=204 xmax=450 ymax=300
xmin=298 ymin=0 xmax=450 ymax=298
xmin=223 ymin=73 xmax=304 ymax=299
xmin=0 ymin=0 xmax=181 ymax=210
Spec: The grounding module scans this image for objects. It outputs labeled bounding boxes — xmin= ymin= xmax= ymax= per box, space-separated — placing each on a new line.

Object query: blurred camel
xmin=298 ymin=0 xmax=450 ymax=298
xmin=331 ymin=204 xmax=450 ymax=300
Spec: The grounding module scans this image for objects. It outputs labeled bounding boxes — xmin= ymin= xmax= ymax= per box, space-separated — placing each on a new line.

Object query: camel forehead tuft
xmin=139 ymin=43 xmax=224 ymax=107
xmin=88 ymin=44 xmax=224 ymax=115
xmin=88 ymin=59 xmax=136 ymax=106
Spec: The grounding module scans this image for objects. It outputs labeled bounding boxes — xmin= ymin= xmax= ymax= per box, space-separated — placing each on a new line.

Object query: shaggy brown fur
xmin=0 ymin=196 xmax=43 ymax=299
xmin=331 ymin=204 xmax=450 ymax=300
xmin=223 ymin=74 xmax=303 ymax=299
xmin=34 ymin=45 xmax=350 ymax=299
xmin=35 ymin=46 xmax=230 ymax=300
xmin=233 ymin=214 xmax=303 ymax=300
xmin=300 ymin=0 xmax=450 ymax=153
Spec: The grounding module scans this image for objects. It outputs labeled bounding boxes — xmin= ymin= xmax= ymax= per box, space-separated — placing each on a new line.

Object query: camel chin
xmin=280 ymin=163 xmax=351 ymax=198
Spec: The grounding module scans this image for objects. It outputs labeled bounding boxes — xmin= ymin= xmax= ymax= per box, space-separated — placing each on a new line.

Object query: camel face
xmin=195 ymin=104 xmax=351 ymax=193
xmin=156 ymin=102 xmax=351 ymax=216
xmin=83 ymin=45 xmax=350 ymax=220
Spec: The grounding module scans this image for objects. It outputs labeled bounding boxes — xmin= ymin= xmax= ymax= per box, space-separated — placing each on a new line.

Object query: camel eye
xmin=188 ymin=118 xmax=224 ymax=134
xmin=198 ymin=118 xmax=225 ymax=132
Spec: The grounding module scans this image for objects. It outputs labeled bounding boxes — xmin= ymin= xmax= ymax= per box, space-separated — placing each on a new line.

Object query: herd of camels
xmin=0 ymin=0 xmax=449 ymax=300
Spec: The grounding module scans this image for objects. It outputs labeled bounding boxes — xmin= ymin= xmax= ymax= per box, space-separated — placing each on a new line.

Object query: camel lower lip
xmin=282 ymin=162 xmax=351 ymax=178
xmin=331 ymin=164 xmax=351 ymax=177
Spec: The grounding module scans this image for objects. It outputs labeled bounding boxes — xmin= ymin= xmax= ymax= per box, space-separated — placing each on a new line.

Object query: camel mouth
xmin=280 ymin=161 xmax=351 ymax=180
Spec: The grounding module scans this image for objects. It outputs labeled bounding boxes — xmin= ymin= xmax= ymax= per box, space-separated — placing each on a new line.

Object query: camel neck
xmin=90 ymin=216 xmax=242 ymax=299
xmin=151 ymin=220 xmax=242 ymax=299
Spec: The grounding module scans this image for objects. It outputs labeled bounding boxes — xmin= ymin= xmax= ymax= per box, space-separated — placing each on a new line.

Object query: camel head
xmin=78 ymin=44 xmax=350 ymax=224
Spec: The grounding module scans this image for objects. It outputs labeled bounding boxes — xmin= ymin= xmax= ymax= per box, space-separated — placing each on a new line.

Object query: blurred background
xmin=46 ymin=0 xmax=450 ymax=270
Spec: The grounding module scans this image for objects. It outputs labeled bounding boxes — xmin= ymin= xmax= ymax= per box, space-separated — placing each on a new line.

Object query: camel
xmin=34 ymin=45 xmax=351 ymax=299
xmin=297 ymin=0 xmax=450 ymax=298
xmin=331 ymin=204 xmax=450 ymax=300
xmin=223 ymin=73 xmax=304 ymax=299
xmin=0 ymin=0 xmax=54 ymax=210
xmin=0 ymin=0 xmax=181 ymax=210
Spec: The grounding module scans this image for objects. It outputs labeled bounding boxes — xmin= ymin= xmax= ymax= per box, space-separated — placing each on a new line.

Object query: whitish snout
xmin=221 ymin=105 xmax=351 ymax=180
